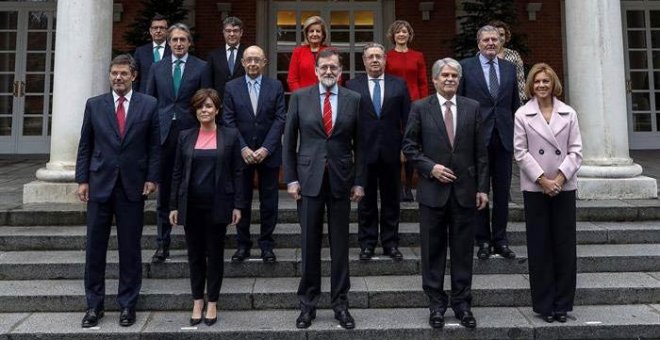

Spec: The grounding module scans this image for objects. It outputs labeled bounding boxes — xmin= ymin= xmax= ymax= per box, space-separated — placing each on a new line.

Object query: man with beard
xmin=283 ymin=48 xmax=364 ymax=330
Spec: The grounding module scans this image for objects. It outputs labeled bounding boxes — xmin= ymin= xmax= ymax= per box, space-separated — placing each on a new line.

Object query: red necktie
xmin=444 ymin=101 xmax=454 ymax=147
xmin=323 ymin=90 xmax=333 ymax=136
xmin=116 ymin=96 xmax=126 ymax=138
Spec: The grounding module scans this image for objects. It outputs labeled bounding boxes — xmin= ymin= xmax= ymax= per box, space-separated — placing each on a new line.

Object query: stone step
xmin=1 ymin=221 xmax=658 ymax=251
xmin=4 ymin=198 xmax=660 ymax=226
xmin=1 ymin=244 xmax=658 ymax=280
xmin=3 ymin=305 xmax=659 ymax=340
xmin=0 ymin=273 xmax=658 ymax=312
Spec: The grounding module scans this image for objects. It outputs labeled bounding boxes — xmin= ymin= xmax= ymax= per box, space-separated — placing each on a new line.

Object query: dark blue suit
xmin=146 ymin=54 xmax=212 ymax=249
xmin=75 ymin=91 xmax=160 ymax=311
xmin=207 ymin=44 xmax=246 ymax=102
xmin=346 ymin=74 xmax=410 ymax=250
xmin=133 ymin=42 xmax=171 ymax=93
xmin=458 ymin=56 xmax=520 ymax=248
xmin=223 ymin=75 xmax=286 ymax=251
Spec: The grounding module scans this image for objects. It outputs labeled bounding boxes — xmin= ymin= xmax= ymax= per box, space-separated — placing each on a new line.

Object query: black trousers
xmin=185 ymin=204 xmax=228 ymax=302
xmin=476 ymin=129 xmax=512 ymax=247
xmin=235 ymin=163 xmax=279 ymax=251
xmin=419 ymin=193 xmax=475 ymax=314
xmin=85 ymin=183 xmax=144 ymax=310
xmin=523 ymin=190 xmax=577 ymax=315
xmin=358 ymin=159 xmax=400 ymax=250
xmin=156 ymin=121 xmax=181 ymax=248
xmin=297 ymin=171 xmax=350 ymax=312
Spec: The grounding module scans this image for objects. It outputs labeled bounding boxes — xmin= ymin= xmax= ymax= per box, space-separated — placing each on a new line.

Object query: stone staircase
xmin=0 ymin=203 xmax=659 ymax=339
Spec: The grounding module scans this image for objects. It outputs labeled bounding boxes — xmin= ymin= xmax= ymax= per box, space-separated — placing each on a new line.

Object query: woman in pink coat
xmin=513 ymin=63 xmax=582 ymax=324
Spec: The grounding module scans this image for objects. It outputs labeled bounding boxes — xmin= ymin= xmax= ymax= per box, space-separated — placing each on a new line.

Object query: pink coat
xmin=513 ymin=97 xmax=582 ymax=192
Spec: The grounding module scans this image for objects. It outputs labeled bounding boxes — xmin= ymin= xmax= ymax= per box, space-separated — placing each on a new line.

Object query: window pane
xmin=25 ymin=74 xmax=45 ymax=93
xmin=627 ymin=11 xmax=645 ymax=28
xmin=331 ymin=31 xmax=350 ymax=44
xmin=277 ymin=10 xmax=296 ymax=29
xmin=26 ymin=53 xmax=46 ymax=72
xmin=22 ymin=116 xmax=42 ymax=136
xmin=0 ymin=74 xmax=12 ymax=93
xmin=277 ymin=30 xmax=297 ymax=43
xmin=277 ymin=52 xmax=292 ymax=72
xmin=0 ymin=117 xmax=11 ymax=136
xmin=0 ymin=53 xmax=16 ymax=71
xmin=340 ymin=52 xmax=351 ymax=70
xmin=301 ymin=11 xmax=320 ymax=23
xmin=330 ymin=11 xmax=349 ymax=29
xmin=629 ymin=51 xmax=648 ymax=69
xmin=651 ymin=11 xmax=660 ymax=28
xmin=630 ymin=71 xmax=649 ymax=89
xmin=24 ymin=95 xmax=43 ymax=115
xmin=27 ymin=32 xmax=48 ymax=50
xmin=634 ymin=113 xmax=652 ymax=131
xmin=628 ymin=31 xmax=647 ymax=48
xmin=355 ymin=31 xmax=374 ymax=43
xmin=28 ymin=11 xmax=49 ymax=30
xmin=355 ymin=11 xmax=374 ymax=27
xmin=277 ymin=73 xmax=290 ymax=93
xmin=632 ymin=92 xmax=651 ymax=110
xmin=0 ymin=95 xmax=12 ymax=115
xmin=0 ymin=12 xmax=17 ymax=29
xmin=652 ymin=31 xmax=660 ymax=48
xmin=0 ymin=32 xmax=17 ymax=50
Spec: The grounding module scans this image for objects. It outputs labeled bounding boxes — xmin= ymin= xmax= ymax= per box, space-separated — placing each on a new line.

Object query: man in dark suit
xmin=402 ymin=57 xmax=488 ymax=329
xmin=75 ymin=54 xmax=159 ymax=328
xmin=283 ymin=48 xmax=364 ymax=330
xmin=146 ymin=23 xmax=211 ymax=263
xmin=223 ymin=45 xmax=286 ymax=263
xmin=207 ymin=16 xmax=246 ymax=101
xmin=346 ymin=42 xmax=410 ymax=261
xmin=132 ymin=14 xmax=171 ymax=93
xmin=458 ymin=25 xmax=520 ymax=260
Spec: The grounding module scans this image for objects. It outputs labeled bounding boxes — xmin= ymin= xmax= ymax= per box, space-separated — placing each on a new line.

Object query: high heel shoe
xmin=190 ymin=317 xmax=202 ymax=326
xmin=204 ymin=316 xmax=217 ymax=326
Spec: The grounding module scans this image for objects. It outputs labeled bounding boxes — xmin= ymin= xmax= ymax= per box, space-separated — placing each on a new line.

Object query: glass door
xmin=0 ymin=2 xmax=56 ymax=154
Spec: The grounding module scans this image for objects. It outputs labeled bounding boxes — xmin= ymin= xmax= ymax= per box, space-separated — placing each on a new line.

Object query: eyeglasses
xmin=150 ymin=26 xmax=168 ymax=31
xmin=317 ymin=65 xmax=340 ymax=72
xmin=224 ymin=28 xmax=242 ymax=34
xmin=243 ymin=57 xmax=265 ymax=64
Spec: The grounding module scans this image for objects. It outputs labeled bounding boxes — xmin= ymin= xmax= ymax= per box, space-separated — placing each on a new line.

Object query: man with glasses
xmin=132 ymin=14 xmax=171 ymax=93
xmin=207 ymin=16 xmax=246 ymax=101
xmin=283 ymin=48 xmax=364 ymax=330
xmin=222 ymin=45 xmax=286 ymax=263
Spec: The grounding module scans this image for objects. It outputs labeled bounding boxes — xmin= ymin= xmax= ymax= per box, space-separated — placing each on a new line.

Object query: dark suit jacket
xmin=457 ymin=56 xmax=520 ymax=152
xmin=346 ymin=74 xmax=411 ymax=164
xmin=207 ymin=45 xmax=246 ymax=100
xmin=402 ymin=94 xmax=488 ymax=208
xmin=133 ymin=42 xmax=171 ymax=93
xmin=75 ymin=92 xmax=160 ymax=202
xmin=169 ymin=127 xmax=246 ymax=225
xmin=283 ymin=85 xmax=364 ymax=198
xmin=222 ymin=75 xmax=286 ymax=168
xmin=146 ymin=54 xmax=212 ymax=144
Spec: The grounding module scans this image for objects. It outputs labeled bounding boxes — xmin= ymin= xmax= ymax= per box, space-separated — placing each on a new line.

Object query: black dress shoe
xmin=359 ymin=247 xmax=374 ymax=261
xmin=542 ymin=314 xmax=554 ymax=323
xmin=231 ymin=248 xmax=250 ymax=263
xmin=455 ymin=310 xmax=477 ymax=328
xmin=334 ymin=309 xmax=355 ymax=329
xmin=383 ymin=247 xmax=403 ymax=261
xmin=401 ymin=187 xmax=414 ymax=202
xmin=119 ymin=308 xmax=136 ymax=327
xmin=477 ymin=243 xmax=491 ymax=260
xmin=429 ymin=311 xmax=445 ymax=328
xmin=261 ymin=249 xmax=277 ymax=263
xmin=81 ymin=308 xmax=104 ymax=328
xmin=296 ymin=310 xmax=316 ymax=329
xmin=493 ymin=245 xmax=516 ymax=259
xmin=554 ymin=312 xmax=567 ymax=323
xmin=151 ymin=246 xmax=169 ymax=263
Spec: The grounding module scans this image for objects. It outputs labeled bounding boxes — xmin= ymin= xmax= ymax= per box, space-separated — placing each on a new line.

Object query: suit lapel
xmin=309 ymin=86 xmax=326 ymax=137
xmin=215 ymin=128 xmax=226 ymax=185
xmin=381 ymin=75 xmax=394 ymax=117
xmin=123 ymin=93 xmax=140 ymax=139
xmin=471 ymin=58 xmax=492 ymax=101
xmin=238 ymin=77 xmax=257 ymax=117
xmin=526 ymin=99 xmax=561 ymax=149
xmin=178 ymin=57 xmax=195 ymax=98
xmin=357 ymin=76 xmax=377 ymax=119
xmin=453 ymin=97 xmax=468 ymax=148
xmin=104 ymin=93 xmax=121 ymax=140
xmin=255 ymin=77 xmax=268 ymax=117
xmin=161 ymin=59 xmax=176 ymax=99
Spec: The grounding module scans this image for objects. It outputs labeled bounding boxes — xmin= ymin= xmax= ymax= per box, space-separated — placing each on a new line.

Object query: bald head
xmin=241 ymin=45 xmax=267 ymax=79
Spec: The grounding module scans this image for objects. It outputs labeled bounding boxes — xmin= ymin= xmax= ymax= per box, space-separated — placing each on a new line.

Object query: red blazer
xmin=287 ymin=44 xmax=327 ymax=92
xmin=385 ymin=49 xmax=429 ymax=101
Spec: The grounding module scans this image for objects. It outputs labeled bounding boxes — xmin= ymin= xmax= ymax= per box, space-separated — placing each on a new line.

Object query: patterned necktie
xmin=488 ymin=59 xmax=499 ymax=98
xmin=372 ymin=78 xmax=381 ymax=117
xmin=443 ymin=101 xmax=454 ymax=147
xmin=249 ymin=79 xmax=259 ymax=115
xmin=228 ymin=47 xmax=236 ymax=75
xmin=116 ymin=96 xmax=126 ymax=138
xmin=173 ymin=59 xmax=183 ymax=96
xmin=153 ymin=45 xmax=161 ymax=62
xmin=323 ymin=90 xmax=333 ymax=136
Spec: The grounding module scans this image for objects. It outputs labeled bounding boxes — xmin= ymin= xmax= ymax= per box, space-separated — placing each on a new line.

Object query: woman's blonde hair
xmin=525 ymin=63 xmax=563 ymax=99
xmin=302 ymin=16 xmax=327 ymax=45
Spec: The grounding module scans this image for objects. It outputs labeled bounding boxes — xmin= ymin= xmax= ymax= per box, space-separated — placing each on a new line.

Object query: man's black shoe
xmin=383 ymin=247 xmax=403 ymax=261
xmin=455 ymin=310 xmax=476 ymax=328
xmin=231 ymin=248 xmax=250 ymax=263
xmin=119 ymin=308 xmax=136 ymax=327
xmin=477 ymin=243 xmax=491 ymax=260
xmin=359 ymin=247 xmax=374 ymax=261
xmin=151 ymin=246 xmax=169 ymax=263
xmin=81 ymin=309 xmax=104 ymax=328
xmin=493 ymin=245 xmax=516 ymax=259
xmin=429 ymin=311 xmax=445 ymax=328
xmin=334 ymin=309 xmax=355 ymax=329
xmin=295 ymin=309 xmax=316 ymax=329
xmin=261 ymin=249 xmax=277 ymax=263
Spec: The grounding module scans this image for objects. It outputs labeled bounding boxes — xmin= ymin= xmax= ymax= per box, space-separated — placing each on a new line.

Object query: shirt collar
xmin=171 ymin=53 xmax=189 ymax=63
xmin=245 ymin=74 xmax=263 ymax=84
xmin=479 ymin=53 xmax=498 ymax=66
xmin=368 ymin=74 xmax=385 ymax=81
xmin=437 ymin=93 xmax=456 ymax=107
xmin=319 ymin=83 xmax=338 ymax=95
xmin=152 ymin=41 xmax=166 ymax=49
xmin=226 ymin=43 xmax=240 ymax=51
xmin=113 ymin=90 xmax=133 ymax=102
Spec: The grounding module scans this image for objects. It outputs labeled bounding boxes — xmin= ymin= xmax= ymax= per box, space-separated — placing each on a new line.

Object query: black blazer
xmin=169 ymin=126 xmax=246 ymax=225
xmin=75 ymin=92 xmax=160 ymax=202
xmin=222 ymin=75 xmax=286 ymax=168
xmin=133 ymin=42 xmax=171 ymax=93
xmin=207 ymin=45 xmax=246 ymax=101
xmin=457 ymin=56 xmax=520 ymax=152
xmin=346 ymin=74 xmax=411 ymax=164
xmin=402 ymin=94 xmax=489 ymax=208
xmin=283 ymin=85 xmax=365 ymax=198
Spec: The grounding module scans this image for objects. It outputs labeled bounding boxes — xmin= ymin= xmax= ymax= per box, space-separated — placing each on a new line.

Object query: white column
xmin=566 ymin=0 xmax=657 ymax=199
xmin=23 ymin=0 xmax=113 ymax=203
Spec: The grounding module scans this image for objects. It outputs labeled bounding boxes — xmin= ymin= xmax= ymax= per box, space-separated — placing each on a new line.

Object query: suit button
xmin=539 ymin=149 xmax=544 ymax=155
xmin=555 ymin=149 xmax=561 ymax=155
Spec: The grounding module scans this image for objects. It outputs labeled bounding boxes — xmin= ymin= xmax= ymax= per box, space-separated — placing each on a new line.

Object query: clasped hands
xmin=538 ymin=172 xmax=566 ymax=197
xmin=242 ymin=147 xmax=269 ymax=165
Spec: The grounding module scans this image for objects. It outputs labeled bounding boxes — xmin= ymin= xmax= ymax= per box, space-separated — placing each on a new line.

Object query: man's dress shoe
xmin=383 ymin=247 xmax=403 ymax=261
xmin=119 ymin=308 xmax=136 ymax=327
xmin=296 ymin=310 xmax=316 ymax=329
xmin=455 ymin=310 xmax=477 ymax=328
xmin=231 ymin=248 xmax=250 ymax=263
xmin=261 ymin=249 xmax=277 ymax=263
xmin=429 ymin=311 xmax=445 ymax=328
xmin=81 ymin=309 xmax=103 ymax=328
xmin=151 ymin=246 xmax=169 ymax=263
xmin=493 ymin=245 xmax=516 ymax=259
xmin=359 ymin=247 xmax=374 ymax=261
xmin=477 ymin=243 xmax=491 ymax=260
xmin=334 ymin=309 xmax=355 ymax=329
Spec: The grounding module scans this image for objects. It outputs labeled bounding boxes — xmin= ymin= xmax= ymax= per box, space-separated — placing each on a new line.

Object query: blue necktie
xmin=372 ymin=79 xmax=381 ymax=117
xmin=488 ymin=60 xmax=499 ymax=98
xmin=228 ymin=47 xmax=236 ymax=76
xmin=153 ymin=46 xmax=161 ymax=62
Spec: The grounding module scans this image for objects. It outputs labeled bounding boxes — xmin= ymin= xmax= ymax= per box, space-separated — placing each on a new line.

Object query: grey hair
xmin=477 ymin=25 xmax=499 ymax=42
xmin=432 ymin=58 xmax=462 ymax=79
xmin=167 ymin=23 xmax=193 ymax=42
xmin=362 ymin=42 xmax=386 ymax=54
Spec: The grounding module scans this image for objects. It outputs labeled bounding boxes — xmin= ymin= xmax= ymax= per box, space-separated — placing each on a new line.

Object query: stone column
xmin=566 ymin=0 xmax=657 ymax=199
xmin=23 ymin=0 xmax=113 ymax=204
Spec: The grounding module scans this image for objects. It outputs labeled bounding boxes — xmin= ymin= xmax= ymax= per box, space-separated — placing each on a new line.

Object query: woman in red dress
xmin=287 ymin=16 xmax=328 ymax=92
xmin=385 ymin=20 xmax=428 ymax=202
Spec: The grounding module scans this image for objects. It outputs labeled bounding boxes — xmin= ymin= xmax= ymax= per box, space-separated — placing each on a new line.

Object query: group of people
xmin=74 ymin=12 xmax=583 ymax=331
